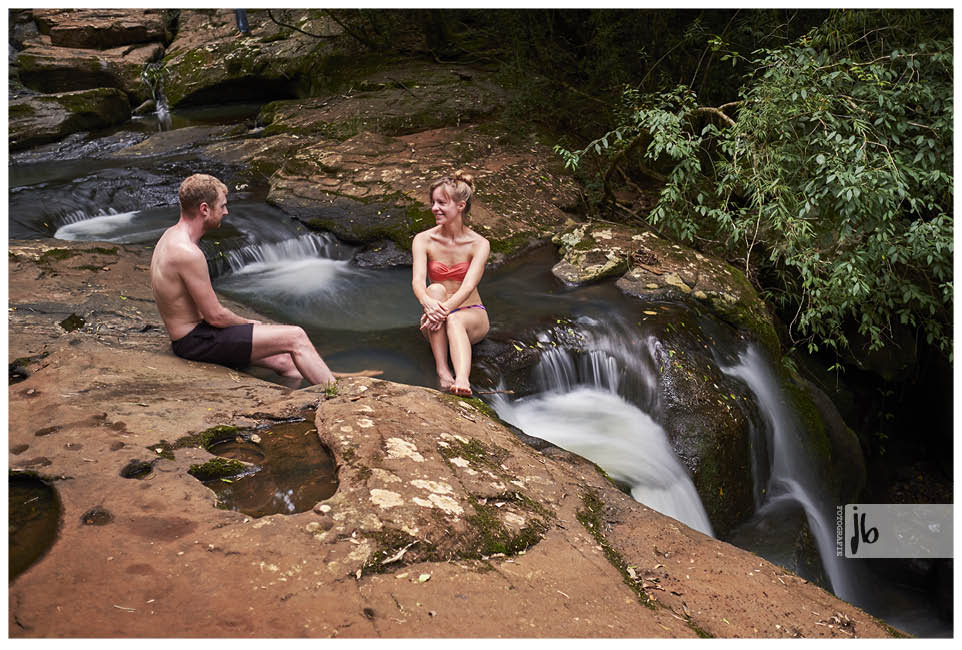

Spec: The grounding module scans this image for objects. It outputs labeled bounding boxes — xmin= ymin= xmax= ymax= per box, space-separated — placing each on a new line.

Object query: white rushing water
xmin=54 ymin=209 xmax=165 ymax=243
xmin=216 ymin=232 xmax=344 ymax=274
xmin=214 ymin=233 xmax=421 ymax=331
xmin=493 ymin=387 xmax=714 ymax=535
xmin=720 ymin=345 xmax=858 ymax=601
xmin=489 ymin=318 xmax=712 ymax=536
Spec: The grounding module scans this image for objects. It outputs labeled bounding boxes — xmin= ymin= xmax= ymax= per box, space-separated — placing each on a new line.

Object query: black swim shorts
xmin=171 ymin=321 xmax=253 ymax=369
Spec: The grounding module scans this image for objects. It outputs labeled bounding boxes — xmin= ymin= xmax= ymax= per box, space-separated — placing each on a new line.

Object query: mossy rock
xmin=9 ymin=88 xmax=131 ymax=151
xmin=188 ymin=457 xmax=249 ymax=481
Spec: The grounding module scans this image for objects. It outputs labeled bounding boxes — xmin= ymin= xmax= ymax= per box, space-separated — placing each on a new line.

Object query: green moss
xmin=488 ymin=231 xmax=536 ymax=256
xmin=11 ymin=352 xmax=50 ymax=368
xmin=145 ymin=440 xmax=175 ymax=460
xmin=360 ymin=528 xmax=437 ymax=575
xmin=76 ymin=265 xmax=105 ymax=272
xmin=148 ymin=425 xmax=239 ymax=458
xmin=188 ymin=457 xmax=248 ymax=481
xmin=436 ymin=434 xmax=508 ymax=471
xmin=356 ymin=466 xmax=372 ymax=481
xmin=466 ymin=496 xmax=549 ymax=558
xmin=89 ymin=247 xmax=119 ymax=256
xmin=38 ymin=248 xmax=79 ymax=263
xmin=577 ymin=489 xmax=658 ymax=611
xmin=9 ymin=103 xmax=36 ymax=119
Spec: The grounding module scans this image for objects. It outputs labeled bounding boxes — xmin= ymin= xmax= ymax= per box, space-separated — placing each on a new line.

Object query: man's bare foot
xmin=450 ymin=380 xmax=472 ymax=397
xmin=332 ymin=369 xmax=384 ymax=378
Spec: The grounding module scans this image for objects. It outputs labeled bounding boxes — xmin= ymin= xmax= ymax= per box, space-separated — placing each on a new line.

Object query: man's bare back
xmin=151 ymin=174 xmax=357 ymax=386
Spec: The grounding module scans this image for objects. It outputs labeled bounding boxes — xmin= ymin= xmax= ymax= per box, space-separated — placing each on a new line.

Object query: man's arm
xmin=178 ymin=244 xmax=256 ymax=327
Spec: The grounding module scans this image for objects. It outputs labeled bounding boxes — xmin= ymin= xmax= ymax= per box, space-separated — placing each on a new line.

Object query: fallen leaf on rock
xmin=418 ymin=573 xmax=431 ymax=583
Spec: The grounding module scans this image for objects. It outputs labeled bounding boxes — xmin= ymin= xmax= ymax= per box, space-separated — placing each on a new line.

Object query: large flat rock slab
xmin=7 ymin=238 xmax=897 ymax=638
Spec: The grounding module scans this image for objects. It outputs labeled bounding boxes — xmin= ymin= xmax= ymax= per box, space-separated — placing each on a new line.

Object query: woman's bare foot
xmin=438 ymin=370 xmax=455 ymax=392
xmin=450 ymin=378 xmax=472 ymax=397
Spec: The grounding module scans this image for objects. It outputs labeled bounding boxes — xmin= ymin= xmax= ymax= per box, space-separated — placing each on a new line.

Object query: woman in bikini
xmin=411 ymin=171 xmax=490 ymax=397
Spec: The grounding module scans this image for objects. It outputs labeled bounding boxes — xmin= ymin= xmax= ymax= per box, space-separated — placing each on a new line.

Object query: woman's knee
xmin=425 ymin=283 xmax=448 ymax=300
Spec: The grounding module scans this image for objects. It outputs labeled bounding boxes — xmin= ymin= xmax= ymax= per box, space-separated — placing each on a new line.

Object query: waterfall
xmin=141 ymin=62 xmax=171 ymax=130
xmin=720 ymin=345 xmax=859 ymax=601
xmin=208 ymin=232 xmax=343 ymax=276
xmin=490 ymin=317 xmax=713 ymax=536
xmin=53 ymin=208 xmax=166 ymax=243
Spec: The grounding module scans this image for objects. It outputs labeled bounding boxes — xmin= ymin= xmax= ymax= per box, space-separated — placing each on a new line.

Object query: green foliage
xmin=557 ymin=10 xmax=953 ymax=361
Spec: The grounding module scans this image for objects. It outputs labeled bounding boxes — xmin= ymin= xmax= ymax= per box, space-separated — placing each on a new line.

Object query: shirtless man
xmin=151 ymin=173 xmax=339 ymax=386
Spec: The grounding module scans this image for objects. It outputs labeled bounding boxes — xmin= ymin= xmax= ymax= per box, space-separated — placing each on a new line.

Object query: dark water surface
xmin=200 ymin=421 xmax=338 ymax=518
xmin=9 ymin=474 xmax=61 ymax=581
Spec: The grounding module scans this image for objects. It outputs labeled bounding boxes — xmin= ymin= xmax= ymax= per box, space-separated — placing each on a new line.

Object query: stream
xmin=6 ymin=109 xmax=950 ymax=638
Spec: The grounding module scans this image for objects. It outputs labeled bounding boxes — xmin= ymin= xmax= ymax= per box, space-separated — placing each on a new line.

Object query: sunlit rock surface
xmin=7 ymin=239 xmax=894 ymax=638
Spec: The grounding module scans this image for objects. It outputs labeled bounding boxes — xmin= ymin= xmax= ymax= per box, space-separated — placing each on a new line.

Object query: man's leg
xmin=250 ymin=324 xmax=334 ymax=386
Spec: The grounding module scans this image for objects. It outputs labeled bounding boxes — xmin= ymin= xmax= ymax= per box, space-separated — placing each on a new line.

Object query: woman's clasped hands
xmin=420 ymin=297 xmax=449 ymax=332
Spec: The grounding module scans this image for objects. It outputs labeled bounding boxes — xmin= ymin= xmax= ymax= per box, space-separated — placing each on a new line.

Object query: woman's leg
xmin=420 ymin=284 xmax=455 ymax=389
xmin=446 ymin=308 xmax=490 ymax=396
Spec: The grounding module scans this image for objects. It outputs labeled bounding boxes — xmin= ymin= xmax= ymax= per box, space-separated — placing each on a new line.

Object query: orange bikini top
xmin=428 ymin=260 xmax=470 ymax=283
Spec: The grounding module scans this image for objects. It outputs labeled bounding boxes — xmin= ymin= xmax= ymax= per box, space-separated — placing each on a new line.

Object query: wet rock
xmin=9 ymin=87 xmax=131 ymax=151
xmin=551 ymin=222 xmax=779 ymax=355
xmin=11 ymin=444 xmax=30 ymax=455
xmin=80 ymin=506 xmax=114 ymax=526
xmin=132 ymin=98 xmax=156 ymax=116
xmin=58 ymin=313 xmax=85 ymax=333
xmin=258 ymin=61 xmax=506 ymax=140
xmin=267 ymin=124 xmax=578 ymax=260
xmin=17 ymin=39 xmax=164 ymax=104
xmin=120 ymin=459 xmax=156 ymax=479
xmin=9 ymin=362 xmax=30 ymax=384
xmin=18 ymin=457 xmax=52 ymax=468
xmin=353 ymin=240 xmax=414 ymax=269
xmin=161 ymin=10 xmax=331 ymax=108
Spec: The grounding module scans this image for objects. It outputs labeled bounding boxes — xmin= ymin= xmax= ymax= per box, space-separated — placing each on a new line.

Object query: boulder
xmin=17 ymin=37 xmax=164 ymax=104
xmin=259 ymin=61 xmax=507 ymax=140
xmin=551 ymin=222 xmax=780 ymax=355
xmin=473 ymin=304 xmax=759 ymax=538
xmin=32 ymin=8 xmax=169 ymax=49
xmin=161 ymin=9 xmax=343 ymax=108
xmin=9 ymin=88 xmax=131 ymax=151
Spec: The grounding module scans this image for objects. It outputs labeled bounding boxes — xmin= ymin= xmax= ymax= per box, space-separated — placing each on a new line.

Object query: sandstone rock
xmin=259 ymin=61 xmax=506 ymax=140
xmin=161 ymin=9 xmax=341 ymax=108
xmin=17 ymin=37 xmax=164 ymax=103
xmin=6 ymin=238 xmax=896 ymax=638
xmin=551 ymin=222 xmax=779 ymax=354
xmin=9 ymin=88 xmax=131 ymax=151
xmin=33 ymin=8 xmax=169 ymax=50
xmin=266 ymin=125 xmax=578 ymax=261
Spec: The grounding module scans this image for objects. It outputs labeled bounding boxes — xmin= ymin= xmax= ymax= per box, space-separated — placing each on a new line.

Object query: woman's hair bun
xmin=453 ymin=169 xmax=474 ymax=188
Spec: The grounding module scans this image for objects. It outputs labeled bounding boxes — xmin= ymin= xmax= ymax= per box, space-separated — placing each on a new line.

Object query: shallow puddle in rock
xmin=9 ymin=473 xmax=61 ymax=581
xmin=201 ymin=420 xmax=337 ymax=518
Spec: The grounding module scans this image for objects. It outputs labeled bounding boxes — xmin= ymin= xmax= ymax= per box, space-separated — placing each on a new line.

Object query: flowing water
xmin=7 ymin=108 xmax=949 ymax=636
xmin=489 ymin=316 xmax=712 ymax=536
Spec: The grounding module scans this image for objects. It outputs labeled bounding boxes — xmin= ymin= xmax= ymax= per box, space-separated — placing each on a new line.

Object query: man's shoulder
xmin=159 ymin=231 xmax=204 ymax=263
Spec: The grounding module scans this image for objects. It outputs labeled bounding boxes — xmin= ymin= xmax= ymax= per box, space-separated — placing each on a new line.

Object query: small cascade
xmin=490 ymin=316 xmax=713 ymax=536
xmin=142 ymin=62 xmax=171 ymax=130
xmin=720 ymin=345 xmax=859 ymax=601
xmin=53 ymin=208 xmax=166 ymax=243
xmin=208 ymin=232 xmax=344 ymax=277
